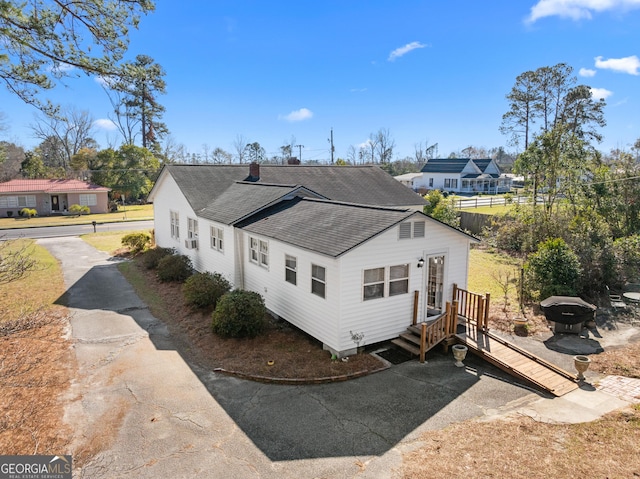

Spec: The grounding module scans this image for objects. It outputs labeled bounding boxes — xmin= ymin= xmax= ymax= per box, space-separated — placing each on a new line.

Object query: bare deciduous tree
xmin=232 ymin=134 xmax=248 ymax=164
xmin=29 ymin=107 xmax=96 ymax=170
xmin=0 ymin=239 xmax=38 ymax=284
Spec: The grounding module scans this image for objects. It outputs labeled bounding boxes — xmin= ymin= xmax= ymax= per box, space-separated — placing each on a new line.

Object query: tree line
xmin=493 ymin=63 xmax=640 ymax=300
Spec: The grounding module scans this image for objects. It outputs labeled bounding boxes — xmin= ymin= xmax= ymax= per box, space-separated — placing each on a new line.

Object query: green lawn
xmin=82 ymin=230 xmax=153 ymax=254
xmin=468 ymin=246 xmax=522 ymax=309
xmin=0 ymin=204 xmax=153 ymax=229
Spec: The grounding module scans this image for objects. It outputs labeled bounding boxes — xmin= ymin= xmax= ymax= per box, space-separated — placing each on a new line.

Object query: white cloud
xmin=388 ymin=41 xmax=428 ymax=61
xmin=279 ymin=108 xmax=313 ymax=122
xmin=93 ymin=119 xmax=117 ymax=131
xmin=579 ymin=67 xmax=597 ymax=77
xmin=595 ymin=55 xmax=640 ymax=75
xmin=590 ymin=87 xmax=613 ymax=99
xmin=350 ymin=88 xmax=368 ymax=93
xmin=47 ymin=62 xmax=75 ymax=74
xmin=526 ymin=0 xmax=640 ymax=23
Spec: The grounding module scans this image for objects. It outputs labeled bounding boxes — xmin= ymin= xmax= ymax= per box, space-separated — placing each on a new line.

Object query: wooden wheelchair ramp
xmin=456 ymin=329 xmax=579 ymax=397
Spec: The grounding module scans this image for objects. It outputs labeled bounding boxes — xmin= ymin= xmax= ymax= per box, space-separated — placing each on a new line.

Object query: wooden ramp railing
xmin=400 ymin=286 xmax=578 ymax=397
xmin=418 ymin=301 xmax=458 ymax=363
xmin=452 ymin=283 xmax=490 ymax=330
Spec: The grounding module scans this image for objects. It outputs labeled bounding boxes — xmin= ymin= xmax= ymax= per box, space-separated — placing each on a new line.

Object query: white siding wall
xmin=152 ymin=174 xmax=231 ymax=278
xmin=414 ymin=173 xmax=462 ymax=192
xmin=197 ymin=222 xmax=236 ymax=286
xmin=242 ymin=232 xmax=341 ymax=351
xmin=336 ymin=217 xmax=471 ymax=352
xmin=152 ymin=174 xmax=194 ymax=253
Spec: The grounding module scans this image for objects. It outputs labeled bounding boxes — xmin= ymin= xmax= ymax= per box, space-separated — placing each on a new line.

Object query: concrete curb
xmin=212 ymin=363 xmax=390 ymax=385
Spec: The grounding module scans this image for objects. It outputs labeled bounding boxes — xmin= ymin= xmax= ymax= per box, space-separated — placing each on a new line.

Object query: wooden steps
xmin=456 ymin=330 xmax=579 ymax=397
xmin=391 ymin=323 xmax=579 ymax=397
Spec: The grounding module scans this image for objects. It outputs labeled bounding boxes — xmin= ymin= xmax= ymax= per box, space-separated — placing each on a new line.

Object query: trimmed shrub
xmin=19 ymin=208 xmax=37 ymax=218
xmin=156 ymin=254 xmax=192 ymax=282
xmin=69 ymin=204 xmax=90 ymax=215
xmin=6 ymin=211 xmax=13 ymax=217
xmin=183 ymin=272 xmax=231 ymax=309
xmin=121 ymin=232 xmax=152 ymax=254
xmin=212 ymin=290 xmax=266 ymax=338
xmin=140 ymin=247 xmax=174 ymax=270
xmin=524 ymin=238 xmax=581 ymax=300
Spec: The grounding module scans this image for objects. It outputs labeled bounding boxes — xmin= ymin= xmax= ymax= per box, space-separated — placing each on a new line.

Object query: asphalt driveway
xmin=41 ymin=237 xmax=560 ymax=478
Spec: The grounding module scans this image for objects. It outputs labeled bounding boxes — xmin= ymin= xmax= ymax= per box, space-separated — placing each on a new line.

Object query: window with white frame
xmin=363 ymin=267 xmax=385 ymax=301
xmin=311 ymin=264 xmax=326 ymax=298
xmin=259 ymin=240 xmax=269 ymax=267
xmin=285 ymin=254 xmax=297 ymax=285
xmin=444 ymin=178 xmax=458 ymax=188
xmin=250 ymin=238 xmax=259 ymax=263
xmin=363 ymin=264 xmax=409 ymax=300
xmin=389 ymin=264 xmax=409 ymax=296
xmin=0 ymin=195 xmax=36 ymax=208
xmin=79 ymin=194 xmax=97 ymax=206
xmin=170 ymin=211 xmax=180 ymax=239
xmin=210 ymin=226 xmax=224 ymax=252
xmin=250 ymin=237 xmax=268 ymax=268
xmin=188 ymin=217 xmax=198 ymax=239
xmin=428 ymin=178 xmax=434 ymax=187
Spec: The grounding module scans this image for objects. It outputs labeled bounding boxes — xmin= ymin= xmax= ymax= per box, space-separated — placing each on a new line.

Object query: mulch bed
xmin=127 ymin=258 xmax=386 ymax=380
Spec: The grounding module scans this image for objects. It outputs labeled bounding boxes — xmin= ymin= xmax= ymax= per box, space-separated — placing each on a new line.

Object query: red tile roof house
xmin=0 ymin=179 xmax=111 ymax=217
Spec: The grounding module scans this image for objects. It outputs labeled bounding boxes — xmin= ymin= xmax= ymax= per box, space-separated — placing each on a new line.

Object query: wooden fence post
xmin=412 ymin=290 xmax=419 ymax=325
xmin=452 ymin=283 xmax=458 ymax=302
xmin=420 ymin=322 xmax=427 ymax=363
xmin=484 ymin=292 xmax=491 ymax=330
xmin=451 ymin=300 xmax=458 ymax=336
xmin=476 ymin=297 xmax=484 ymax=331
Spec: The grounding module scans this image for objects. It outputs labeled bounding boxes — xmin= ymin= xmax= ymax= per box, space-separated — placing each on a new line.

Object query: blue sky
xmin=2 ymin=0 xmax=640 ymax=161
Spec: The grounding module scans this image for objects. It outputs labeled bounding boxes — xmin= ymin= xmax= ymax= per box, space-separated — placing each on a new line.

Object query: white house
xmin=412 ymin=158 xmax=512 ymax=194
xmin=148 ymin=164 xmax=478 ymax=357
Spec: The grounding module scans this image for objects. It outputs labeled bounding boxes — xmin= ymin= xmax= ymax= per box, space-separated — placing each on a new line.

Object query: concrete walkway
xmin=40 ymin=237 xmax=639 ymax=479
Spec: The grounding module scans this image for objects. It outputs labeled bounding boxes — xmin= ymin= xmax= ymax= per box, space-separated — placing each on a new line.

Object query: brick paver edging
xmin=212 ymin=364 xmax=390 ymax=385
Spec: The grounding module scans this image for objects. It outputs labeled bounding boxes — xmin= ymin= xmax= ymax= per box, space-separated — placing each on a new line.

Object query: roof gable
xmin=199 ymin=182 xmax=325 ymax=225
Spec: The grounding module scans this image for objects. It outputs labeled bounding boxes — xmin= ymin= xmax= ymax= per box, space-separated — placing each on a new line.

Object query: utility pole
xmin=295 ymin=144 xmax=304 ymax=162
xmin=328 ymin=128 xmax=335 ymax=164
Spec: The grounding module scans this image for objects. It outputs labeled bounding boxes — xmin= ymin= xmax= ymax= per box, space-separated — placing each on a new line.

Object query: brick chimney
xmin=248 ymin=162 xmax=260 ymax=181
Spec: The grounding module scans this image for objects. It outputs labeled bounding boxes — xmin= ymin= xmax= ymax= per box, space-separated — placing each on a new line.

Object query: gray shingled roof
xmin=151 ymin=164 xmax=426 ymax=211
xmin=471 ymin=159 xmax=492 ymax=171
xmin=420 ymin=158 xmax=475 ymax=174
xmin=420 ymin=158 xmax=497 ymax=175
xmin=237 ymin=198 xmax=417 ymax=257
xmin=199 ymin=182 xmax=323 ymax=225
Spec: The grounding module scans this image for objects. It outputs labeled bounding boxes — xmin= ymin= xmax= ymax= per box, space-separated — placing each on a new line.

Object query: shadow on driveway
xmin=53 ymin=250 xmax=534 ymax=462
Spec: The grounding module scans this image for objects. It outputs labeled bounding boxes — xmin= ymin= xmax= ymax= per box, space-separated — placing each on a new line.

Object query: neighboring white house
xmin=410 ymin=158 xmax=512 ymax=194
xmin=148 ymin=163 xmax=478 ymax=357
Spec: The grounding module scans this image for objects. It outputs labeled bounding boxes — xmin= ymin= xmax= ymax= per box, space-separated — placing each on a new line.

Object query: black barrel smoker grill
xmin=539 ymin=296 xmax=597 ymax=334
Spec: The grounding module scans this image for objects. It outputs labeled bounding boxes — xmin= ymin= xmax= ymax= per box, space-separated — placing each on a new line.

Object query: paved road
xmin=39 ymin=237 xmax=628 ymax=478
xmin=1 ymin=220 xmax=153 ymax=239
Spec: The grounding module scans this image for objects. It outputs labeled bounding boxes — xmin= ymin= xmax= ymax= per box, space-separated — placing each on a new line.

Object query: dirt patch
xmin=0 ymin=309 xmax=75 ymax=455
xmin=124 ymin=259 xmax=385 ymax=380
xmin=402 ymin=405 xmax=640 ymax=479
